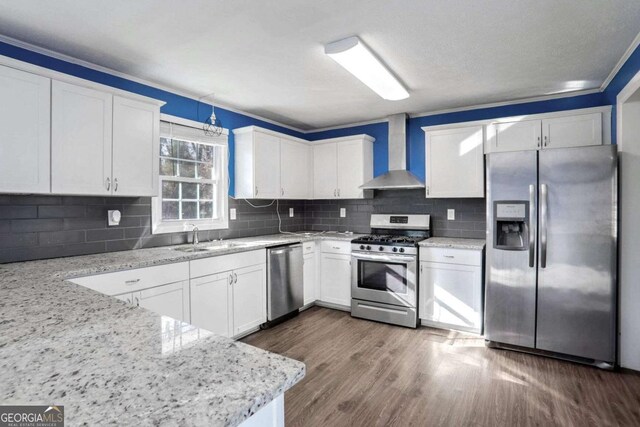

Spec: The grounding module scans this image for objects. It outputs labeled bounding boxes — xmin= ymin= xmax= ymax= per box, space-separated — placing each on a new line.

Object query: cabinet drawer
xmin=70 ymin=262 xmax=189 ymax=296
xmin=420 ymin=247 xmax=481 ymax=266
xmin=190 ymin=249 xmax=266 ymax=278
xmin=321 ymin=240 xmax=351 ymax=254
xmin=303 ymin=241 xmax=316 ymax=254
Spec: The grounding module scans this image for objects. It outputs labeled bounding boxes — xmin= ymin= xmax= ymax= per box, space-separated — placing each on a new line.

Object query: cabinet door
xmin=51 ymin=80 xmax=113 ymax=195
xmin=313 ymin=143 xmax=338 ymax=198
xmin=419 ymin=262 xmax=482 ymax=333
xmin=112 ymin=96 xmax=160 ymax=196
xmin=303 ymin=252 xmax=317 ymax=306
xmin=541 ymin=113 xmax=602 ymax=149
xmin=232 ymin=263 xmax=267 ymax=336
xmin=487 ymin=119 xmax=541 ymax=153
xmin=114 ymin=292 xmax=134 ymax=305
xmin=320 ymin=253 xmax=351 ymax=306
xmin=253 ymin=131 xmax=281 ymax=198
xmin=0 ymin=65 xmax=51 ymax=194
xmin=190 ymin=273 xmax=231 ymax=337
xmin=426 ymin=125 xmax=484 ymax=198
xmin=337 ymin=141 xmax=364 ymax=199
xmin=137 ymin=280 xmax=190 ymax=323
xmin=280 ymin=138 xmax=310 ymax=199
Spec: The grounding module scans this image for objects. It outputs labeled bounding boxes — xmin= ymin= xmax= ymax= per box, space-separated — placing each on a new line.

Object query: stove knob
xmin=379 ymin=246 xmax=384 ymax=251
xmin=392 ymin=247 xmax=398 ymax=252
xmin=399 ymin=248 xmax=405 ymax=253
xmin=366 ymin=245 xmax=371 ymax=251
xmin=360 ymin=245 xmax=365 ymax=250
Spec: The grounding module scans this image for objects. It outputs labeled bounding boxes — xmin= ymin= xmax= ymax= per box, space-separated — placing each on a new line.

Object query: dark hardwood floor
xmin=243 ymin=306 xmax=640 ymax=427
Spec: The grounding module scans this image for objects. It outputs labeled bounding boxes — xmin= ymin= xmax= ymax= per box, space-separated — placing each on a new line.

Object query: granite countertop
xmin=419 ymin=237 xmax=486 ymax=250
xmin=0 ymin=233 xmax=367 ymax=425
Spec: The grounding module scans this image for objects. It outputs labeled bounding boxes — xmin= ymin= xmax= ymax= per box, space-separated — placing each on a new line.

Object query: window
xmin=152 ymin=119 xmax=228 ymax=234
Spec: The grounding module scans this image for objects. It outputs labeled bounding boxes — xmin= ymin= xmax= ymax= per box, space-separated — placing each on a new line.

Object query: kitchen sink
xmin=173 ymin=241 xmax=256 ymax=253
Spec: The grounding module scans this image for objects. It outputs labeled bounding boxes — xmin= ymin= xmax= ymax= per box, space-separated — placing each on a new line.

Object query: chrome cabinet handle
xmin=234 ymin=272 xmax=238 ymax=284
xmin=544 ymin=135 xmax=549 ymax=147
xmin=255 ymin=186 xmax=258 ymax=196
xmin=114 ymin=178 xmax=118 ymax=192
xmin=229 ymin=274 xmax=233 ymax=285
xmin=426 ymin=186 xmax=430 ymax=196
xmin=337 ymin=189 xmax=340 ymax=197
xmin=537 ymin=136 xmax=541 ymax=148
xmin=529 ymin=184 xmax=536 ymax=268
xmin=126 ymin=297 xmax=132 ymax=304
xmin=333 ymin=189 xmax=337 ymax=197
xmin=540 ymin=184 xmax=548 ymax=268
xmin=281 ymin=188 xmax=284 ymax=196
xmin=105 ymin=177 xmax=111 ymax=191
xmin=125 ymin=279 xmax=140 ymax=285
xmin=420 ymin=264 xmax=423 ymax=273
xmin=443 ymin=255 xmax=455 ymax=259
xmin=134 ymin=296 xmax=140 ymax=306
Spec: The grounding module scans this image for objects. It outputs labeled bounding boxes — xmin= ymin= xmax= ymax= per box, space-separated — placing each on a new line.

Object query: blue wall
xmin=0 ymin=40 xmax=306 ymax=196
xmin=3 ymin=38 xmax=640 ymax=190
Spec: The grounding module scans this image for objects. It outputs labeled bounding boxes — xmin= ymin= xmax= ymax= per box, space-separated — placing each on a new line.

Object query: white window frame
xmin=152 ymin=115 xmax=229 ymax=234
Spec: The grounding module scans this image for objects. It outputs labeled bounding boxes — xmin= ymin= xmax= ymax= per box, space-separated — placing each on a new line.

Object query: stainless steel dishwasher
xmin=266 ymin=243 xmax=304 ymax=323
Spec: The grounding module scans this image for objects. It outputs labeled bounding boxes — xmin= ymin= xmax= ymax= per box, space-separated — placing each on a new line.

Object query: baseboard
xmin=313 ymin=301 xmax=351 ymax=312
xmin=620 ymin=367 xmax=640 ymax=376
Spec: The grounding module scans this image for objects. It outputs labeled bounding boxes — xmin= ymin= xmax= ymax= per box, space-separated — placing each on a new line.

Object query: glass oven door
xmin=351 ymin=252 xmax=417 ymax=307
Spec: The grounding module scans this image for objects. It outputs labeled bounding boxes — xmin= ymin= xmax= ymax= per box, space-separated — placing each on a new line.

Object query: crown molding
xmin=601 ymin=30 xmax=640 ymax=90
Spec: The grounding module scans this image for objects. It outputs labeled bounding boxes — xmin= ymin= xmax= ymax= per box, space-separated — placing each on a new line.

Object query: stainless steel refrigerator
xmin=485 ymin=145 xmax=617 ymax=369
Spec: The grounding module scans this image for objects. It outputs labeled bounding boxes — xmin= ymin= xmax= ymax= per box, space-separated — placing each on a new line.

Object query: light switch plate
xmin=107 ymin=210 xmax=121 ymax=226
xmin=230 ymin=208 xmax=237 ymax=220
xmin=340 ymin=208 xmax=346 ymax=218
xmin=289 ymin=207 xmax=294 ymax=217
xmin=447 ymin=209 xmax=455 ymax=220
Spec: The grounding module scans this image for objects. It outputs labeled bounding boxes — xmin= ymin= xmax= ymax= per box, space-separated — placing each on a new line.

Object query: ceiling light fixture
xmin=325 ymin=36 xmax=409 ymax=101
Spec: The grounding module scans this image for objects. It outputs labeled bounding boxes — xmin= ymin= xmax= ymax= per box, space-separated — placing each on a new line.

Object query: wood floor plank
xmin=243 ymin=307 xmax=640 ymax=426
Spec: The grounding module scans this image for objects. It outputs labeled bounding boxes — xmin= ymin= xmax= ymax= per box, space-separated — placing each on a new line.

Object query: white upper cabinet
xmin=280 ymin=137 xmax=311 ymax=199
xmin=485 ymin=107 xmax=609 ymax=154
xmin=52 ymin=80 xmax=113 ymax=195
xmin=253 ymin=130 xmax=281 ymax=198
xmin=0 ymin=65 xmax=51 ymax=194
xmin=312 ymin=142 xmax=338 ymax=198
xmin=112 ymin=96 xmax=160 ymax=196
xmin=312 ymin=135 xmax=374 ymax=199
xmin=486 ymin=119 xmax=541 ymax=153
xmin=234 ymin=126 xmax=311 ymax=199
xmin=541 ymin=112 xmax=602 ymax=149
xmin=424 ymin=124 xmax=484 ymax=198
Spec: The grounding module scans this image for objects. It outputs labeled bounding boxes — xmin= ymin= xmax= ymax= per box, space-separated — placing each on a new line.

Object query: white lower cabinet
xmin=302 ymin=242 xmax=318 ymax=306
xmin=70 ymin=262 xmax=191 ymax=322
xmin=231 ymin=264 xmax=267 ymax=336
xmin=319 ymin=241 xmax=352 ymax=308
xmin=419 ymin=247 xmax=483 ymax=334
xmin=189 ymin=250 xmax=266 ymax=338
xmin=190 ymin=272 xmax=231 ymax=337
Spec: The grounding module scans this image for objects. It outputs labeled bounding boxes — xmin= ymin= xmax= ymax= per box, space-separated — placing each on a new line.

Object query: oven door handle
xmin=351 ymin=252 xmax=416 ymax=263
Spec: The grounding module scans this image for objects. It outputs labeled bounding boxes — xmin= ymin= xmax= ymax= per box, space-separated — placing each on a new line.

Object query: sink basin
xmin=173 ymin=241 xmax=256 ymax=253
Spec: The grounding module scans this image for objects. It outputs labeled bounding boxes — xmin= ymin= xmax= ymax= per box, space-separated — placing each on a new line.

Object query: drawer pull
xmin=125 ymin=279 xmax=141 ymax=285
xmin=443 ymin=255 xmax=455 ymax=259
xmin=332 ymin=246 xmax=340 ymax=250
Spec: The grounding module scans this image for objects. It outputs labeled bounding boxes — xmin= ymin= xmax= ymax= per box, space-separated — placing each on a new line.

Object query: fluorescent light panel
xmin=325 ymin=36 xmax=409 ymax=101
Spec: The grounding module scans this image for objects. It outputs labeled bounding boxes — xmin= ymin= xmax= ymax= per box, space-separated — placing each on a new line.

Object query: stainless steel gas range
xmin=350 ymin=214 xmax=430 ymax=328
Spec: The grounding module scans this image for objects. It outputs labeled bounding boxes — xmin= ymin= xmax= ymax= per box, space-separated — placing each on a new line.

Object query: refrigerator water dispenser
xmin=493 ymin=201 xmax=529 ymax=250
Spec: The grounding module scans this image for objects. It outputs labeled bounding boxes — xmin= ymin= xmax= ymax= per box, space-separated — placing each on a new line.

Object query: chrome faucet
xmin=186 ymin=224 xmax=199 ymax=246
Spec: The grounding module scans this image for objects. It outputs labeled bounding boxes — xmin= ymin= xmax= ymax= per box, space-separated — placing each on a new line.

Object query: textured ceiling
xmin=0 ymin=0 xmax=638 ymax=130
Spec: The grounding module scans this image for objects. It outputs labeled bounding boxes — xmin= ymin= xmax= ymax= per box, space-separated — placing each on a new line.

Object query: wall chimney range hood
xmin=360 ymin=114 xmax=425 ymax=190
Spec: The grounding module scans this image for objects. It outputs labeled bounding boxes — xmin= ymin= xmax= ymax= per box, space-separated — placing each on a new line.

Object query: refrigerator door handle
xmin=540 ymin=183 xmax=548 ymax=268
xmin=529 ymin=184 xmax=536 ymax=268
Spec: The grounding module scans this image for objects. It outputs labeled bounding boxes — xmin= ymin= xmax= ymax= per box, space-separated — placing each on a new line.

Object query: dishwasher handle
xmin=268 ymin=244 xmax=302 ymax=255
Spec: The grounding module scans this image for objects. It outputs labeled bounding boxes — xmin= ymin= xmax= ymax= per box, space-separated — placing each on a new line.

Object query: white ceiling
xmin=0 ymin=1 xmax=638 ymax=130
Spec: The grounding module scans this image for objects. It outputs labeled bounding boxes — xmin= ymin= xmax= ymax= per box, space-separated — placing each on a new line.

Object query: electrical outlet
xmin=289 ymin=207 xmax=294 ymax=217
xmin=447 ymin=209 xmax=455 ymax=220
xmin=230 ymin=208 xmax=236 ymax=220
xmin=340 ymin=208 xmax=346 ymax=218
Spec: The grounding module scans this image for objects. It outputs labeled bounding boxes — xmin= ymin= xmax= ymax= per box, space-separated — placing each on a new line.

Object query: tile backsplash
xmin=0 ymin=190 xmax=485 ymax=263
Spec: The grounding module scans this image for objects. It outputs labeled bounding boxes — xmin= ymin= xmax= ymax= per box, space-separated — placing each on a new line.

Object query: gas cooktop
xmin=351 ymin=234 xmax=426 ymax=247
